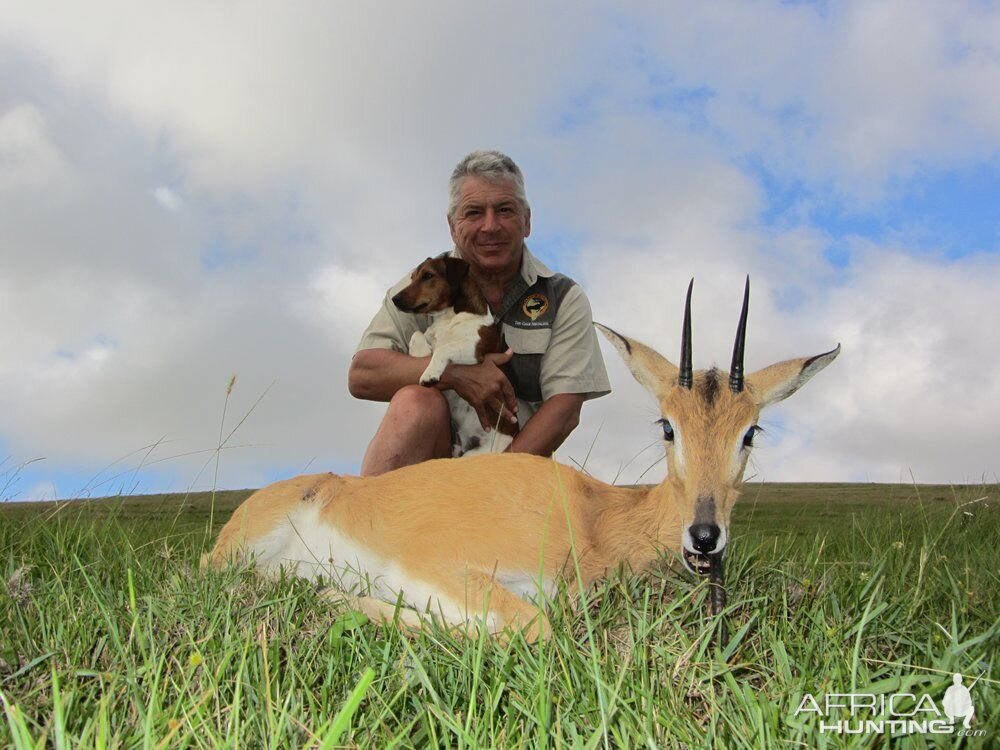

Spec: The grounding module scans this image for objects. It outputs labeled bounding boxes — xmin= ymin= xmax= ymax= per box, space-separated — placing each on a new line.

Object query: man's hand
xmin=440 ymin=348 xmax=519 ymax=431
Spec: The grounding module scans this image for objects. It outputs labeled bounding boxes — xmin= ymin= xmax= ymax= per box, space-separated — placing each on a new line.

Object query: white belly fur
xmin=246 ymin=504 xmax=545 ymax=630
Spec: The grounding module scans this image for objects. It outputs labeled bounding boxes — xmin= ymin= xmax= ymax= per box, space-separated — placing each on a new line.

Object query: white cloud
xmin=152 ymin=186 xmax=182 ymax=212
xmin=0 ymin=103 xmax=66 ymax=188
xmin=0 ymin=1 xmax=996 ymax=494
xmin=808 ymin=246 xmax=1000 ymax=482
xmin=307 ymin=266 xmax=396 ymax=335
xmin=634 ymin=0 xmax=1000 ymax=203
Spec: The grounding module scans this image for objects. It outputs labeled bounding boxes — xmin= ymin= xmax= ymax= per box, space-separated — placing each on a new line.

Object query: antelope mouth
xmin=683 ymin=549 xmax=723 ymax=577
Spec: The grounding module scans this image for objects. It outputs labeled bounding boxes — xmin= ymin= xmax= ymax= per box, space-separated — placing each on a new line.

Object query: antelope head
xmin=597 ymin=278 xmax=840 ymax=576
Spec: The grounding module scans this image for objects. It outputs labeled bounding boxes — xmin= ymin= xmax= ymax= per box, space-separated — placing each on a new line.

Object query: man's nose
xmin=480 ymin=207 xmax=500 ymax=231
xmin=689 ymin=523 xmax=721 ymax=554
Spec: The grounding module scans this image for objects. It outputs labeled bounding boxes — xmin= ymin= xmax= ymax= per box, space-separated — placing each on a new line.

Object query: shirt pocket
xmin=502 ymin=325 xmax=551 ymax=355
xmin=501 ymin=325 xmax=551 ymax=404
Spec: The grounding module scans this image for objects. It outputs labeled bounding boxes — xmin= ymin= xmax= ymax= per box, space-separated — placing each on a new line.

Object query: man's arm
xmin=348 ymin=349 xmax=432 ymax=401
xmin=508 ymin=393 xmax=583 ymax=456
xmin=349 ymin=348 xmax=519 ymax=429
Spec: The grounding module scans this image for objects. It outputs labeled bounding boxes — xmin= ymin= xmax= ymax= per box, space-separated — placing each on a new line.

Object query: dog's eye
xmin=657 ymin=418 xmax=674 ymax=442
xmin=743 ymin=425 xmax=761 ymax=449
xmin=421 ymin=272 xmax=434 ymax=281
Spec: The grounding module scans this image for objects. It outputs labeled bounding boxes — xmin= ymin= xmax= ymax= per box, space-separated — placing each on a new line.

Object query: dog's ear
xmin=443 ymin=256 xmax=470 ymax=288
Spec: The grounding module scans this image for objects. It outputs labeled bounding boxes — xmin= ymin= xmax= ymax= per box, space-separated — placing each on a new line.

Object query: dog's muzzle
xmin=391 ymin=293 xmax=426 ymax=314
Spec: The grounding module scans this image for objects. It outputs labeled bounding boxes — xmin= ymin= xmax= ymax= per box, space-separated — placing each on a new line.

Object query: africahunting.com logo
xmin=793 ymin=672 xmax=986 ymax=738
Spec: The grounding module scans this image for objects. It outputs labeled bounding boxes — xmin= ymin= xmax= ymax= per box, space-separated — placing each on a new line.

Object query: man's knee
xmin=362 ymin=386 xmax=451 ymax=476
xmin=387 ymin=385 xmax=449 ymax=429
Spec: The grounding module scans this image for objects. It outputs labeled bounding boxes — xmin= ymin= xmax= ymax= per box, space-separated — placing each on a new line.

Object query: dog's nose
xmin=689 ymin=523 xmax=721 ymax=554
xmin=391 ymin=293 xmax=404 ymax=308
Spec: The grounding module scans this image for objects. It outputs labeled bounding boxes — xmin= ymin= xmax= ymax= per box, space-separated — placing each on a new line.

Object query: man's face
xmin=448 ymin=176 xmax=531 ymax=277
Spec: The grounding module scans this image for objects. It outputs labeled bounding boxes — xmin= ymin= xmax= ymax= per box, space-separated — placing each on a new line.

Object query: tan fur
xmin=202 ymin=473 xmax=360 ymax=568
xmin=392 ymin=258 xmax=453 ymax=314
xmin=205 ymin=322 xmax=838 ymax=641
xmin=658 ymin=372 xmax=759 ymax=528
xmin=393 ymin=256 xmax=488 ymax=316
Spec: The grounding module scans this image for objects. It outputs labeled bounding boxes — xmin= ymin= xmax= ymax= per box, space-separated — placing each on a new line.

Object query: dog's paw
xmin=419 ymin=361 xmax=444 ymax=386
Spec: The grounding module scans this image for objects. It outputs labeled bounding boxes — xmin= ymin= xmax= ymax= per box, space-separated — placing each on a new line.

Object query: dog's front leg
xmin=408 ymin=331 xmax=433 ymax=358
xmin=419 ymin=340 xmax=477 ymax=386
xmin=418 ymin=348 xmax=450 ymax=386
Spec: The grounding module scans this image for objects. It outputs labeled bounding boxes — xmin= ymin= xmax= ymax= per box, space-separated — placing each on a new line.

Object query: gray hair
xmin=447 ymin=150 xmax=530 ymax=219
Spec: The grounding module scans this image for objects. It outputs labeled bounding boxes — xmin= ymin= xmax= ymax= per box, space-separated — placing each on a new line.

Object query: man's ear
xmin=595 ymin=323 xmax=678 ymax=399
xmin=746 ymin=345 xmax=841 ymax=408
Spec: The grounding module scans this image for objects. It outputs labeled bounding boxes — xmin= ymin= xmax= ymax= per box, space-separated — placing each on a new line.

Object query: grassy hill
xmin=1 ymin=481 xmax=997 ymax=747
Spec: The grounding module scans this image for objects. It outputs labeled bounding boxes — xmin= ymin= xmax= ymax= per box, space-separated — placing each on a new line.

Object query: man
xmin=349 ymin=150 xmax=610 ymax=476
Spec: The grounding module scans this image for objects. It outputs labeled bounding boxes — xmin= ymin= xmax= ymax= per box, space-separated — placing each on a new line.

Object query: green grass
xmin=1 ymin=482 xmax=997 ymax=748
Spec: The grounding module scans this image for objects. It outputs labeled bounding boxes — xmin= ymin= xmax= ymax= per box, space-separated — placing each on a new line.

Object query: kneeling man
xmin=348 ymin=150 xmax=610 ymax=476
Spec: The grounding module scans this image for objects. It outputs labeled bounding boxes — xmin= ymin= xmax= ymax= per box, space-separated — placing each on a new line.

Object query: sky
xmin=1 ymin=1 xmax=998 ymax=501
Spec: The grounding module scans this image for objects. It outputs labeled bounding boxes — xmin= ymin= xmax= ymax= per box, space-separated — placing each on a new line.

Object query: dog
xmin=391 ymin=256 xmax=517 ymax=456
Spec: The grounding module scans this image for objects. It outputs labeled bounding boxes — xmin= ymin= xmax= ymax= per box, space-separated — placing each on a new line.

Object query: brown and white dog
xmin=392 ymin=256 xmax=517 ymax=456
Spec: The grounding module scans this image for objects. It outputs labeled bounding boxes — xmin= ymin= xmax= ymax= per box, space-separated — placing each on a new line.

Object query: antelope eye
xmin=658 ymin=419 xmax=675 ymax=442
xmin=743 ymin=425 xmax=761 ymax=448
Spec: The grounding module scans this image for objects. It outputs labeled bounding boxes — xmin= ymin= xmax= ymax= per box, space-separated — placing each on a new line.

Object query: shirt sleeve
xmin=355 ymin=277 xmax=427 ymax=354
xmin=539 ymin=284 xmax=611 ymax=402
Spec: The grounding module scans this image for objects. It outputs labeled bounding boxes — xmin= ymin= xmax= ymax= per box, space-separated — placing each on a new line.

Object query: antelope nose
xmin=690 ymin=523 xmax=721 ymax=554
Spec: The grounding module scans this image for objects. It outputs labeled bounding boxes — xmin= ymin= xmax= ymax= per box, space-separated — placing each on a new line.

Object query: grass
xmin=1 ymin=482 xmax=997 ymax=748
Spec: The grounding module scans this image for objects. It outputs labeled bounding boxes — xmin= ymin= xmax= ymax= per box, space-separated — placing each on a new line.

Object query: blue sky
xmin=755 ymin=162 xmax=999 ymax=259
xmin=1 ymin=1 xmax=998 ymax=499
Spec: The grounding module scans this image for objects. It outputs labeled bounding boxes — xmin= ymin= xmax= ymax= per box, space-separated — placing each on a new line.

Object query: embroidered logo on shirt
xmin=522 ymin=293 xmax=549 ymax=321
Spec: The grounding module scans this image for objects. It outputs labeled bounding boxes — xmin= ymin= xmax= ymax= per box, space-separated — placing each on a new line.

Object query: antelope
xmin=204 ymin=278 xmax=839 ymax=641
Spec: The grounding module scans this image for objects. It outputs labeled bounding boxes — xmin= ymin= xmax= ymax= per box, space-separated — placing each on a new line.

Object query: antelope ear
xmin=595 ymin=323 xmax=678 ymax=398
xmin=746 ymin=344 xmax=840 ymax=408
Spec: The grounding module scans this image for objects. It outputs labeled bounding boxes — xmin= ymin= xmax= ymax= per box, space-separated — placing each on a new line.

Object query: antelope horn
xmin=679 ymin=279 xmax=694 ymax=389
xmin=729 ymin=275 xmax=750 ymax=393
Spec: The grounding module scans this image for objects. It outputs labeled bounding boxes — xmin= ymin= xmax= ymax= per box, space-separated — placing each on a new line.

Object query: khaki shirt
xmin=355 ymin=246 xmax=611 ymax=423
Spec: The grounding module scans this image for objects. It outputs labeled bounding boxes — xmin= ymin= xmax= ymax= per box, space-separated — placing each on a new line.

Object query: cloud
xmin=810 ymin=246 xmax=1000 ymax=482
xmin=631 ymin=0 xmax=1000 ymax=203
xmin=0 ymin=103 xmax=66 ymax=188
xmin=152 ymin=186 xmax=182 ymax=212
xmin=0 ymin=1 xmax=997 ymax=496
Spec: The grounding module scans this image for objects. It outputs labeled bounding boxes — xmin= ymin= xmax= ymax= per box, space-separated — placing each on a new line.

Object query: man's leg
xmin=361 ymin=385 xmax=452 ymax=476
